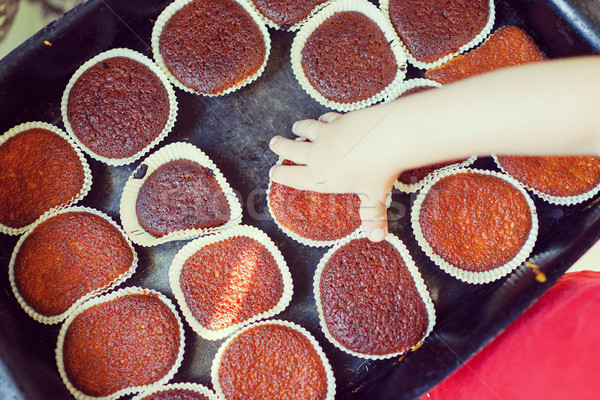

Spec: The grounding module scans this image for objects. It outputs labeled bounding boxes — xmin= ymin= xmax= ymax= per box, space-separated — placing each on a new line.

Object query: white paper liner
xmin=151 ymin=0 xmax=271 ymax=96
xmin=0 ymin=121 xmax=93 ymax=235
xmin=411 ymin=168 xmax=539 ymax=284
xmin=8 ymin=206 xmax=138 ymax=325
xmin=290 ymin=0 xmax=408 ymax=112
xmin=492 ymin=155 xmax=600 ymax=206
xmin=379 ymin=0 xmax=496 ymax=70
xmin=56 ymin=286 xmax=186 ymax=400
xmin=119 ymin=142 xmax=243 ymax=246
xmin=211 ymin=319 xmax=336 ymax=400
xmin=383 ymin=77 xmax=442 ymax=104
xmin=131 ymin=383 xmax=219 ymax=400
xmin=394 ymin=155 xmax=477 ymax=193
xmin=246 ymin=0 xmax=334 ymax=31
xmin=313 ymin=232 xmax=436 ymax=359
xmin=169 ymin=224 xmax=293 ymax=341
xmin=61 ymin=48 xmax=178 ymax=166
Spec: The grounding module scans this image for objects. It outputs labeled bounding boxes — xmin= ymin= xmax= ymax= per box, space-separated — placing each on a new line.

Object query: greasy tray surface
xmin=1 ymin=0 xmax=600 ymax=399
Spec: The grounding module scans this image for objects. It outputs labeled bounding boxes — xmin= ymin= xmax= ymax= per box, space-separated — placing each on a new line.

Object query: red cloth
xmin=422 ymin=271 xmax=600 ymax=400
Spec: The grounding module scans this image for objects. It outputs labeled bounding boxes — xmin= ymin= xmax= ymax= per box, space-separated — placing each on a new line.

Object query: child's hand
xmin=269 ymin=106 xmax=401 ymax=242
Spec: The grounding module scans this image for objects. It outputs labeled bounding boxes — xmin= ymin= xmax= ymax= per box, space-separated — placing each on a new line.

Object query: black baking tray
xmin=1 ymin=0 xmax=599 ymax=399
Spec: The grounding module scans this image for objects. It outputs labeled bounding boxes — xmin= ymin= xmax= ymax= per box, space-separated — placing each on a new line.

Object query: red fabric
xmin=423 ymin=271 xmax=600 ymax=400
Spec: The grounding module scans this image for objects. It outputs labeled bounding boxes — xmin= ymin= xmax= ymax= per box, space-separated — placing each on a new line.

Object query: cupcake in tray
xmin=381 ymin=0 xmax=495 ymax=69
xmin=425 ymin=25 xmax=548 ymax=85
xmin=267 ymin=158 xmax=362 ymax=247
xmin=412 ymin=168 xmax=539 ymax=284
xmin=152 ymin=0 xmax=270 ymax=96
xmin=120 ymin=142 xmax=242 ymax=246
xmin=248 ymin=0 xmax=330 ymax=30
xmin=0 ymin=122 xmax=92 ymax=235
xmin=211 ymin=320 xmax=336 ymax=400
xmin=62 ymin=48 xmax=178 ymax=166
xmin=314 ymin=234 xmax=435 ymax=359
xmin=291 ymin=0 xmax=407 ymax=112
xmin=132 ymin=383 xmax=218 ymax=400
xmin=56 ymin=287 xmax=185 ymax=400
xmin=169 ymin=225 xmax=293 ymax=341
xmin=493 ymin=155 xmax=600 ymax=205
xmin=9 ymin=206 xmax=137 ymax=325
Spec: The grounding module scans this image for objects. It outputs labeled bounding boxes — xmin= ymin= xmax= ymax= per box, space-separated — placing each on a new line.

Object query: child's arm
xmin=269 ymin=56 xmax=600 ymax=241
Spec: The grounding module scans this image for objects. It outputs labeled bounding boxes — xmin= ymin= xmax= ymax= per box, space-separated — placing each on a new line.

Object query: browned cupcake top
xmin=496 ymin=155 xmax=600 ymax=197
xmin=319 ymin=238 xmax=428 ymax=356
xmin=67 ymin=56 xmax=170 ymax=159
xmin=269 ymin=160 xmax=361 ymax=241
xmin=426 ymin=25 xmax=548 ymax=84
xmin=0 ymin=128 xmax=85 ymax=229
xmin=218 ymin=324 xmax=328 ymax=400
xmin=301 ymin=11 xmax=398 ymax=103
xmin=251 ymin=0 xmax=328 ymax=27
xmin=180 ymin=236 xmax=284 ymax=330
xmin=63 ymin=293 xmax=181 ymax=397
xmin=419 ymin=171 xmax=532 ymax=272
xmin=14 ymin=211 xmax=134 ymax=317
xmin=136 ymin=159 xmax=231 ymax=238
xmin=388 ymin=0 xmax=490 ymax=63
xmin=159 ymin=0 xmax=266 ymax=94
xmin=141 ymin=388 xmax=211 ymax=400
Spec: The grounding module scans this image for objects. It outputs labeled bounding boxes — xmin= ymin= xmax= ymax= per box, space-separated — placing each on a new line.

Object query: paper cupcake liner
xmin=151 ymin=0 xmax=271 ymax=96
xmin=61 ymin=48 xmax=178 ymax=166
xmin=0 ymin=121 xmax=93 ymax=235
xmin=383 ymin=77 xmax=442 ymax=103
xmin=290 ymin=0 xmax=409 ymax=112
xmin=379 ymin=0 xmax=496 ymax=70
xmin=246 ymin=0 xmax=335 ymax=31
xmin=131 ymin=383 xmax=219 ymax=400
xmin=119 ymin=142 xmax=243 ymax=246
xmin=313 ymin=232 xmax=436 ymax=359
xmin=169 ymin=224 xmax=293 ymax=341
xmin=56 ymin=286 xmax=186 ymax=400
xmin=492 ymin=155 xmax=600 ymax=206
xmin=394 ymin=155 xmax=477 ymax=193
xmin=411 ymin=168 xmax=539 ymax=284
xmin=211 ymin=319 xmax=336 ymax=400
xmin=8 ymin=206 xmax=138 ymax=325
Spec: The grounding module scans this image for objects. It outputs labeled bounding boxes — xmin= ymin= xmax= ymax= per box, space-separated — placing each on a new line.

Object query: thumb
xmin=358 ymin=192 xmax=389 ymax=242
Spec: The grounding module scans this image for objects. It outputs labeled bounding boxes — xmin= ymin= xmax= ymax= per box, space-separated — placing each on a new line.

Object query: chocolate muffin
xmin=65 ymin=52 xmax=173 ymax=161
xmin=0 ymin=124 xmax=88 ymax=231
xmin=426 ymin=25 xmax=548 ymax=84
xmin=251 ymin=0 xmax=328 ymax=28
xmin=386 ymin=0 xmax=492 ymax=64
xmin=317 ymin=237 xmax=432 ymax=357
xmin=299 ymin=10 xmax=398 ymax=104
xmin=156 ymin=0 xmax=268 ymax=95
xmin=11 ymin=209 xmax=135 ymax=322
xmin=213 ymin=321 xmax=333 ymax=400
xmin=59 ymin=289 xmax=183 ymax=398
xmin=136 ymin=159 xmax=231 ymax=238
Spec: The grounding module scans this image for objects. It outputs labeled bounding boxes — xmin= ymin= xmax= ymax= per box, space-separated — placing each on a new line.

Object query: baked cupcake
xmin=9 ymin=207 xmax=137 ymax=324
xmin=56 ymin=287 xmax=185 ymax=399
xmin=494 ymin=155 xmax=600 ymax=205
xmin=425 ymin=25 xmax=548 ymax=84
xmin=0 ymin=122 xmax=91 ymax=235
xmin=132 ymin=383 xmax=219 ymax=400
xmin=169 ymin=225 xmax=293 ymax=340
xmin=211 ymin=320 xmax=335 ymax=400
xmin=152 ymin=0 xmax=270 ymax=96
xmin=120 ymin=142 xmax=242 ymax=246
xmin=267 ymin=158 xmax=362 ymax=247
xmin=62 ymin=48 xmax=178 ymax=166
xmin=249 ymin=0 xmax=330 ymax=30
xmin=412 ymin=169 xmax=538 ymax=284
xmin=291 ymin=0 xmax=407 ymax=111
xmin=381 ymin=0 xmax=495 ymax=69
xmin=314 ymin=234 xmax=435 ymax=359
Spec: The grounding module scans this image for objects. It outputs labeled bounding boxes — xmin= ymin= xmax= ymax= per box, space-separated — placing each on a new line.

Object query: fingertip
xmin=269 ymin=135 xmax=281 ymax=150
xmin=369 ymin=227 xmax=387 ymax=242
